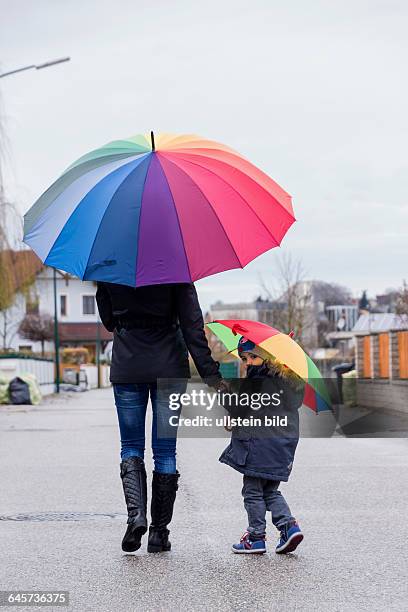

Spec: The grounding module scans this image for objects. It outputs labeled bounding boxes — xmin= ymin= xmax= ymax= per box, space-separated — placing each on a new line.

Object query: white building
xmin=0 ymin=251 xmax=112 ymax=358
xmin=209 ymin=300 xmax=259 ymax=322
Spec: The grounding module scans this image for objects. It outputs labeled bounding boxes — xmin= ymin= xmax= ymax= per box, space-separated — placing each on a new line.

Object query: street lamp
xmin=0 ymin=57 xmax=70 ymax=79
xmin=0 ymin=55 xmax=70 ymax=393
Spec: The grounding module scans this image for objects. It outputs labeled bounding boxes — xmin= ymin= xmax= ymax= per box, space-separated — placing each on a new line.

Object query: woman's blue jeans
xmin=113 ymin=382 xmax=183 ymax=474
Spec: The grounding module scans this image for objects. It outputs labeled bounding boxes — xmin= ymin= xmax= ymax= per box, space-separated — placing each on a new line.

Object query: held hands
xmin=215 ymin=379 xmax=231 ymax=394
xmin=205 ymin=378 xmax=232 ymax=431
xmin=216 ymin=380 xmax=233 ymax=431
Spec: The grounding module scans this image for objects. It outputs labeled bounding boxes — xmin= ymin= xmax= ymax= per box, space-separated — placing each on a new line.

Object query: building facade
xmin=1 ymin=252 xmax=112 ymax=359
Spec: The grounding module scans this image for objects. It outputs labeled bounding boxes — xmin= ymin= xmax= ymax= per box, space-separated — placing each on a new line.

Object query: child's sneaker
xmin=275 ymin=520 xmax=303 ymax=554
xmin=232 ymin=531 xmax=266 ymax=554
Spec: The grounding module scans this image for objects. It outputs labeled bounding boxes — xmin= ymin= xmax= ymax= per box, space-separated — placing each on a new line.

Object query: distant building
xmin=209 ymin=300 xmax=259 ymax=322
xmin=209 ymin=280 xmax=357 ymax=351
xmin=209 ymin=297 xmax=285 ymax=328
xmin=358 ymin=289 xmax=401 ymax=315
xmin=326 ymin=305 xmax=359 ymax=332
xmin=0 ymin=251 xmax=112 ymax=358
xmin=373 ymin=291 xmax=399 ymax=313
xmin=325 ymin=304 xmax=359 ymax=356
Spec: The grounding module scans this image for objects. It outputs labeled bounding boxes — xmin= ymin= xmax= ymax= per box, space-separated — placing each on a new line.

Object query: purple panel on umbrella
xmin=136 ymin=155 xmax=191 ymax=286
xmin=157 ymin=154 xmax=241 ymax=281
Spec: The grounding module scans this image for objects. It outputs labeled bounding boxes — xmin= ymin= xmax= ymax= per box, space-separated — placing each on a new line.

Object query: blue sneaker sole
xmin=275 ymin=532 xmax=303 ymax=554
xmin=232 ymin=546 xmax=266 ymax=554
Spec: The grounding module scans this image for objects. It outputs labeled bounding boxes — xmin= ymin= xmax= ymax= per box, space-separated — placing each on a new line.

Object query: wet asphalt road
xmin=0 ymin=388 xmax=407 ymax=612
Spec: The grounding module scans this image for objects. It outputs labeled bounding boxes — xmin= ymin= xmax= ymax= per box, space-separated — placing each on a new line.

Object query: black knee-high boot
xmin=147 ymin=471 xmax=180 ymax=553
xmin=120 ymin=456 xmax=148 ymax=552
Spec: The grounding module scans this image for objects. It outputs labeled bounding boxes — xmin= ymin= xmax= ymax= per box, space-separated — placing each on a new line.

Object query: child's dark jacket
xmin=219 ymin=364 xmax=304 ymax=481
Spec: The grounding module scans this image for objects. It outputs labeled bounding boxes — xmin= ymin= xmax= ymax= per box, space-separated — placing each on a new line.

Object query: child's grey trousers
xmin=242 ymin=475 xmax=295 ymax=538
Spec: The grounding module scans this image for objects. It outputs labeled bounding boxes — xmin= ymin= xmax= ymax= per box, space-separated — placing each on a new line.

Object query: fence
xmin=363 ymin=337 xmax=371 ymax=378
xmin=0 ymin=355 xmax=54 ymax=396
xmin=355 ymin=329 xmax=408 ymax=413
xmin=398 ymin=332 xmax=408 ymax=378
xmin=62 ymin=364 xmax=111 ymax=390
xmin=378 ymin=333 xmax=389 ymax=378
xmin=357 ymin=330 xmax=408 ymax=381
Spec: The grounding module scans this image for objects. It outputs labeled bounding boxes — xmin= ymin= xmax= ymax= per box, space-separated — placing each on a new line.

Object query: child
xmin=219 ymin=336 xmax=304 ymax=554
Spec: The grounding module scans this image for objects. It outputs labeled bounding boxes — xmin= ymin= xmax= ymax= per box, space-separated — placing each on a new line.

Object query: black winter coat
xmin=96 ymin=281 xmax=221 ymax=384
xmin=219 ymin=366 xmax=304 ymax=481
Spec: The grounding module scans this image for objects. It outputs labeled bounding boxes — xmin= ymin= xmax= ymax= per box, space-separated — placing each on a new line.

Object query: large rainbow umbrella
xmin=207 ymin=319 xmax=331 ymax=412
xmin=23 ymin=132 xmax=295 ymax=287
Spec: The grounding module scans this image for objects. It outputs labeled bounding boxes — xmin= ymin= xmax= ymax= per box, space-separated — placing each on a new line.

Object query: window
xmin=82 ymin=295 xmax=96 ymax=315
xmin=60 ymin=295 xmax=67 ymax=317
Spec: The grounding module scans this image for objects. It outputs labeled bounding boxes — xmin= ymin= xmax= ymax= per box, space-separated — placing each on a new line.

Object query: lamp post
xmin=53 ymin=269 xmax=60 ymax=393
xmin=96 ymin=310 xmax=101 ymax=389
xmin=0 ymin=57 xmax=70 ymax=79
xmin=0 ymin=55 xmax=70 ymax=392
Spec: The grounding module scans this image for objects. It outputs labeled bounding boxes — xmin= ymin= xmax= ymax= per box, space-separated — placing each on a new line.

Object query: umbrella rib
xmin=24 ymin=152 xmax=143 ymax=235
xmin=42 ymin=156 xmax=149 ymax=275
xmin=133 ymin=155 xmax=154 ymax=287
xmin=162 ymin=141 xmax=238 ymax=157
xmin=156 ymin=153 xmax=244 ymax=269
xmin=81 ymin=154 xmax=152 ymax=281
xmin=154 ymin=155 xmax=193 ymax=281
xmin=166 ymin=150 xmax=294 ymax=221
xmin=160 ymin=153 xmax=293 ymax=248
xmin=64 ymin=144 xmax=149 ymax=174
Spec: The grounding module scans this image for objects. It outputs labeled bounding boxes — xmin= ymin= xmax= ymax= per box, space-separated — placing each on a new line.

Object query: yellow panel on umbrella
xmin=259 ymin=335 xmax=309 ymax=379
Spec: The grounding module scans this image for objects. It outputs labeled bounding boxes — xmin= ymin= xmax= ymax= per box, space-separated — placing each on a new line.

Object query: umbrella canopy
xmin=207 ymin=319 xmax=331 ymax=412
xmin=23 ymin=132 xmax=295 ymax=287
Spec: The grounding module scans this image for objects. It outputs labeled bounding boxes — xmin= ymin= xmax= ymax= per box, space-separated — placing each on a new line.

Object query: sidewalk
xmin=1 ymin=389 xmax=407 ymax=611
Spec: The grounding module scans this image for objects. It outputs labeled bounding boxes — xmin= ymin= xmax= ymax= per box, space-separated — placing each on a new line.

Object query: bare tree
xmin=0 ymin=301 xmax=22 ymax=350
xmin=311 ymin=281 xmax=352 ymax=306
xmin=259 ymin=252 xmax=312 ymax=346
xmin=0 ymin=94 xmax=22 ymax=249
xmin=0 ymin=92 xmax=29 ymax=351
xmin=18 ymin=314 xmax=54 ymax=356
xmin=395 ymin=280 xmax=408 ymax=317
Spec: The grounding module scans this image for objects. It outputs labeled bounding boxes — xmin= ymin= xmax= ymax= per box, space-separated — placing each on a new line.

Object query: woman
xmin=96 ymin=281 xmax=221 ymax=553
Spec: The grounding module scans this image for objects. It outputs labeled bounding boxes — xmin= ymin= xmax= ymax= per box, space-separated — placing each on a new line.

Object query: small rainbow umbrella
xmin=23 ymin=132 xmax=295 ymax=288
xmin=207 ymin=319 xmax=331 ymax=412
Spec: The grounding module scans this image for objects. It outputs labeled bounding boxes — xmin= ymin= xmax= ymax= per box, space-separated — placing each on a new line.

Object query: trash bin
xmin=8 ymin=377 xmax=31 ymax=405
xmin=342 ymin=370 xmax=357 ymax=407
xmin=332 ymin=362 xmax=355 ymax=404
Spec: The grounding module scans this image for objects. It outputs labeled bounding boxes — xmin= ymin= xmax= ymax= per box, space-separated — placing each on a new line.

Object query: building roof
xmin=352 ymin=313 xmax=408 ymax=334
xmin=326 ymin=331 xmax=355 ymax=340
xmin=58 ymin=322 xmax=113 ymax=342
xmin=211 ymin=301 xmax=257 ymax=311
xmin=325 ymin=304 xmax=358 ymax=311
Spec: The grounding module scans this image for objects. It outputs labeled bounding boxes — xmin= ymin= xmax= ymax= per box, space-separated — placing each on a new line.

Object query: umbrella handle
xmin=232 ymin=323 xmax=248 ymax=336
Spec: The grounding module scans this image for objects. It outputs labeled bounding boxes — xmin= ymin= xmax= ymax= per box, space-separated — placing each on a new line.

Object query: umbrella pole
xmin=150 ymin=130 xmax=155 ymax=151
xmin=53 ymin=267 xmax=60 ymax=393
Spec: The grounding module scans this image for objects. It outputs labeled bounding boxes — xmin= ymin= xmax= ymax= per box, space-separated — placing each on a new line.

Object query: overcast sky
xmin=1 ymin=0 xmax=407 ymax=312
